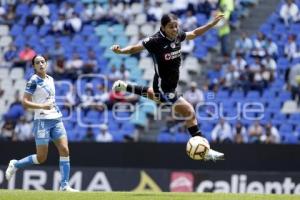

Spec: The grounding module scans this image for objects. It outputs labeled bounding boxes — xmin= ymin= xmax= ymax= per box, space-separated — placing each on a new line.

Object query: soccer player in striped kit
xmin=5 ymin=55 xmax=78 ymax=191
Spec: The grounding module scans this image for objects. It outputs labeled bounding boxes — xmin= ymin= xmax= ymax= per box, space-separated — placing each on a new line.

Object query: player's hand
xmin=211 ymin=13 xmax=225 ymax=26
xmin=110 ymin=45 xmax=122 ymax=54
xmin=41 ymin=102 xmax=54 ymax=110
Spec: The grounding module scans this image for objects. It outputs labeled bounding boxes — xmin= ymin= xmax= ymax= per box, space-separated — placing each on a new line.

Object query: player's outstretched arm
xmin=111 ymin=43 xmax=145 ymax=54
xmin=22 ymin=93 xmax=53 ymax=110
xmin=185 ymin=13 xmax=224 ymax=40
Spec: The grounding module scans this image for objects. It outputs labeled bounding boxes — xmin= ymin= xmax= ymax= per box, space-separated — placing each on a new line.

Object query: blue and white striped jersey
xmin=25 ymin=74 xmax=62 ymax=120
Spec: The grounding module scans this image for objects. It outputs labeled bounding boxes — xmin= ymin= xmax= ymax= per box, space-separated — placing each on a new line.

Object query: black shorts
xmin=153 ymin=74 xmax=179 ymax=104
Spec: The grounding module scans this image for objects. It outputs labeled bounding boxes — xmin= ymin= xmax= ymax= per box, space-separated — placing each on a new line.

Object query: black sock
xmin=188 ymin=125 xmax=202 ymax=137
xmin=126 ymin=84 xmax=149 ymax=97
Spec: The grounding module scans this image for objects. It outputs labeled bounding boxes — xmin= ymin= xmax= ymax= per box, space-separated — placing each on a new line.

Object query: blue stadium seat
xmin=196 ymin=13 xmax=207 ymax=26
xmin=10 ymin=24 xmax=23 ymax=37
xmin=174 ymin=132 xmax=190 ymax=143
xmin=95 ymin=24 xmax=109 ymax=36
xmin=24 ymin=25 xmax=38 ymax=37
xmin=16 ymin=3 xmax=30 ymax=17
xmin=246 ymin=91 xmax=260 ymax=100
xmin=81 ymin=25 xmax=94 ymax=37
xmin=279 ymin=124 xmax=293 ymax=133
xmin=216 ymin=90 xmax=230 ymax=100
xmin=111 ymin=24 xmax=125 ymax=36
xmin=277 ymin=57 xmax=289 ymax=70
xmin=157 ymin=132 xmax=174 ymax=143
xmin=282 ymin=133 xmax=298 ymax=144
xmin=231 ymin=91 xmax=245 ymax=100
xmin=193 ymin=47 xmax=208 ymax=60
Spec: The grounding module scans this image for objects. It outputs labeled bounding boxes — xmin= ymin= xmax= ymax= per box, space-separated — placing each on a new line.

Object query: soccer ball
xmin=186 ymin=136 xmax=210 ymax=160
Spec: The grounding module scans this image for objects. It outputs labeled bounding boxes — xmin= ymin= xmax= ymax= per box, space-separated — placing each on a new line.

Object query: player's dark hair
xmin=161 ymin=14 xmax=178 ymax=27
xmin=31 ymin=54 xmax=46 ymax=66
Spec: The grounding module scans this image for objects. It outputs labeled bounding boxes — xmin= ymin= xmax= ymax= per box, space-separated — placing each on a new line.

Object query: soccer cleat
xmin=60 ymin=185 xmax=79 ymax=192
xmin=112 ymin=80 xmax=127 ymax=92
xmin=5 ymin=160 xmax=17 ymax=181
xmin=204 ymin=149 xmax=225 ymax=161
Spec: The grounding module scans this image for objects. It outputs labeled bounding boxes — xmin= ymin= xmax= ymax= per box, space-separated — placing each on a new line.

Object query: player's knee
xmin=37 ymin=154 xmax=47 ymax=164
xmin=60 ymin=146 xmax=69 ymax=156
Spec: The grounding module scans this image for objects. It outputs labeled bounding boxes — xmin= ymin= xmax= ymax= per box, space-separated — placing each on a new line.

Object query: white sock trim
xmin=60 ymin=156 xmax=70 ymax=162
xmin=32 ymin=155 xmax=39 ymax=164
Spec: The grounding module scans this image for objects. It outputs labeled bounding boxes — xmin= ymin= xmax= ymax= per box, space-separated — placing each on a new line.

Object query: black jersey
xmin=142 ymin=29 xmax=186 ymax=92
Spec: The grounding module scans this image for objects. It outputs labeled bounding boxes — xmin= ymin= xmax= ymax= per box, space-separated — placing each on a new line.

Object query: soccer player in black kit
xmin=111 ymin=13 xmax=225 ymax=160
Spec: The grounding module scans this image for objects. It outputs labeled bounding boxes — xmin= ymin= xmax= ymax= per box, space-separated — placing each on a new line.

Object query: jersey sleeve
xmin=178 ymin=30 xmax=186 ymax=42
xmin=142 ymin=36 xmax=156 ymax=53
xmin=25 ymin=78 xmax=37 ymax=95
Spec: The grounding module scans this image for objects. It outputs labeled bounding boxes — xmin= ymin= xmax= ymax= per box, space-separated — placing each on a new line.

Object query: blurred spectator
xmin=95 ymin=84 xmax=110 ymax=105
xmin=146 ymin=0 xmax=163 ymax=22
xmin=280 ymin=0 xmax=300 ymax=26
xmin=30 ymin=0 xmax=50 ymax=26
xmin=83 ymin=127 xmax=95 ymax=141
xmin=82 ymin=50 xmax=97 ymax=74
xmin=0 ymin=120 xmax=14 ymax=141
xmin=233 ymin=121 xmax=248 ymax=144
xmin=265 ymin=37 xmax=278 ymax=58
xmin=234 ymin=32 xmax=253 ymax=56
xmin=181 ymin=39 xmax=195 ymax=58
xmin=93 ymin=2 xmax=107 ymax=22
xmin=284 ymin=34 xmax=299 ymax=61
xmin=260 ymin=122 xmax=281 ymax=144
xmin=4 ymin=43 xmax=18 ymax=67
xmin=251 ymin=32 xmax=266 ymax=58
xmin=59 ymin=2 xmax=74 ymax=18
xmin=81 ymin=3 xmax=93 ymax=23
xmin=207 ymin=63 xmax=224 ymax=91
xmin=18 ymin=44 xmax=36 ymax=62
xmin=223 ymin=64 xmax=240 ymax=91
xmin=95 ymin=124 xmax=113 ymax=142
xmin=81 ymin=83 xmax=96 ymax=111
xmin=172 ymin=0 xmax=189 ymax=16
xmin=4 ymin=91 xmax=24 ymax=122
xmin=248 ymin=58 xmax=264 ymax=92
xmin=183 ymin=81 xmax=204 ymax=109
xmin=288 ymin=64 xmax=300 ymax=105
xmin=248 ymin=120 xmax=264 ymax=143
xmin=49 ymin=41 xmax=65 ymax=59
xmin=261 ymin=54 xmax=276 ymax=79
xmin=216 ymin=0 xmax=234 ymax=56
xmin=119 ymin=64 xmax=130 ymax=82
xmin=64 ymin=85 xmax=77 ymax=107
xmin=108 ymin=65 xmax=122 ymax=83
xmin=52 ymin=55 xmax=66 ymax=80
xmin=16 ymin=44 xmax=36 ymax=70
xmin=0 ymin=3 xmax=6 ymax=23
xmin=4 ymin=4 xmax=16 ymax=24
xmin=211 ymin=118 xmax=233 ymax=143
xmin=52 ymin=14 xmax=66 ymax=34
xmin=231 ymin=53 xmax=247 ymax=71
xmin=181 ymin=10 xmax=197 ymax=31
xmin=13 ymin=116 xmax=33 ymax=141
xmin=65 ymin=13 xmax=82 ymax=33
xmin=65 ymin=53 xmax=83 ymax=73
xmin=197 ymin=0 xmax=216 ymax=18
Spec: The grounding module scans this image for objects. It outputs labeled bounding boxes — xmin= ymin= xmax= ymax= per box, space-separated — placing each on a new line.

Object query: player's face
xmin=163 ymin=20 xmax=179 ymax=40
xmin=33 ymin=56 xmax=47 ymax=75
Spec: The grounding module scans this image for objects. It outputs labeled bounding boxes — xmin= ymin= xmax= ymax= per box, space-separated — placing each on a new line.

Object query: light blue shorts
xmin=33 ymin=118 xmax=67 ymax=145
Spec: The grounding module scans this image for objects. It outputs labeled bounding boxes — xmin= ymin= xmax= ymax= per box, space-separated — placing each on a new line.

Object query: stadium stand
xmin=0 ymin=0 xmax=299 ymax=144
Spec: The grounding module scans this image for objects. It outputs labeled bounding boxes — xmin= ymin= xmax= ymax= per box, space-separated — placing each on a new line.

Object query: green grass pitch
xmin=0 ymin=190 xmax=299 ymax=200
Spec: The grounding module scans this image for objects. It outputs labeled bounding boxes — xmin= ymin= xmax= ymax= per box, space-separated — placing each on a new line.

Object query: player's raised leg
xmin=173 ymin=97 xmax=224 ymax=161
xmin=112 ymin=80 xmax=158 ymax=101
xmin=5 ymin=145 xmax=47 ymax=181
